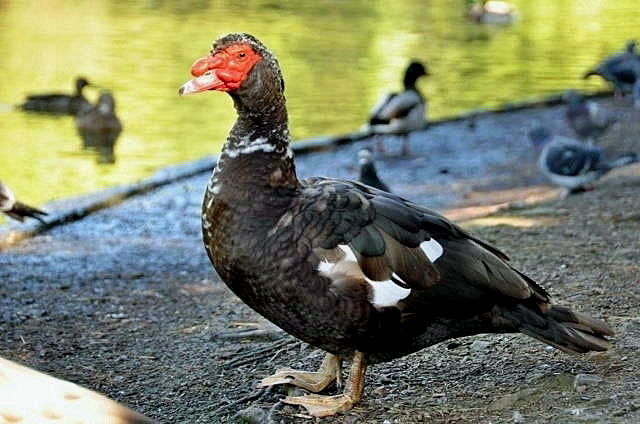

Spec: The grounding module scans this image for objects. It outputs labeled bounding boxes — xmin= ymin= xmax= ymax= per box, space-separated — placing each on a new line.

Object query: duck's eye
xmin=239 ymin=52 xmax=246 ymax=58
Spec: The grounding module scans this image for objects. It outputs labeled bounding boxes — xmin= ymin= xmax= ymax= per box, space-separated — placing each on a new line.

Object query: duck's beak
xmin=179 ymin=71 xmax=225 ymax=95
xmin=179 ymin=55 xmax=226 ymax=95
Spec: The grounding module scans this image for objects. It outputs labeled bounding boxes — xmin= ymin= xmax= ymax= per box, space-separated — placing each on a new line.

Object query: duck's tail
xmin=603 ymin=152 xmax=638 ymax=170
xmin=499 ymin=302 xmax=613 ymax=354
xmin=5 ymin=201 xmax=48 ymax=223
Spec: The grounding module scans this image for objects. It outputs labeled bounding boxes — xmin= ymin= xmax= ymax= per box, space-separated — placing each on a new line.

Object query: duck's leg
xmin=258 ymin=353 xmax=341 ymax=392
xmin=401 ymin=133 xmax=410 ymax=156
xmin=375 ymin=135 xmax=386 ymax=153
xmin=282 ymin=350 xmax=367 ymax=417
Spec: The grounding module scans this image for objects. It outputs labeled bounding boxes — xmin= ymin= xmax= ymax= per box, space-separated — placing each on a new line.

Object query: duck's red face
xmin=179 ymin=43 xmax=261 ymax=95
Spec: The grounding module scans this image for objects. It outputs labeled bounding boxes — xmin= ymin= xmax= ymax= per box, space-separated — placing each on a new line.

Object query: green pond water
xmin=0 ymin=0 xmax=637 ymax=210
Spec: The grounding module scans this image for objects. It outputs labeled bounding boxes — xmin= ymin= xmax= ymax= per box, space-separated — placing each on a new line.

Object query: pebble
xmin=512 ymin=410 xmax=525 ymax=423
xmin=471 ymin=340 xmax=492 ymax=352
xmin=574 ymin=374 xmax=604 ymax=392
xmin=234 ymin=406 xmax=267 ymax=424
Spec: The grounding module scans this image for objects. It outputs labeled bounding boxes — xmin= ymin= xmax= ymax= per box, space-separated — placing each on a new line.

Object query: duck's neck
xmin=403 ymin=76 xmax=419 ymax=91
xmin=212 ymin=91 xmax=298 ymax=192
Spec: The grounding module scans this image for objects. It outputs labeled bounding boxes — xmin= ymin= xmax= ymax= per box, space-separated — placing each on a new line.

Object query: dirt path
xmin=1 ymin=99 xmax=639 ymax=423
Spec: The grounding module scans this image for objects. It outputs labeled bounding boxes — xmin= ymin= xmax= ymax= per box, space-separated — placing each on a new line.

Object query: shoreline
xmin=0 ymin=89 xmax=612 ymax=250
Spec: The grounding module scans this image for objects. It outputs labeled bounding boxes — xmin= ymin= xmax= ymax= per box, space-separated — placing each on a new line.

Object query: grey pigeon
xmin=584 ymin=40 xmax=640 ymax=97
xmin=357 ymin=148 xmax=391 ymax=192
xmin=529 ymin=127 xmax=638 ymax=193
xmin=564 ymin=90 xmax=617 ymax=144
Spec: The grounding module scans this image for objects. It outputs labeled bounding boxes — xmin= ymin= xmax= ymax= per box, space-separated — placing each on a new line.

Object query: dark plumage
xmin=529 ymin=127 xmax=638 ymax=193
xmin=367 ymin=61 xmax=428 ymax=155
xmin=19 ymin=77 xmax=91 ymax=115
xmin=0 ymin=357 xmax=154 ymax=424
xmin=564 ymin=90 xmax=617 ymax=144
xmin=75 ymin=91 xmax=123 ymax=163
xmin=180 ymin=33 xmax=613 ymax=417
xmin=0 ymin=180 xmax=47 ymax=223
xmin=358 ymin=148 xmax=391 ymax=192
xmin=584 ymin=40 xmax=640 ymax=96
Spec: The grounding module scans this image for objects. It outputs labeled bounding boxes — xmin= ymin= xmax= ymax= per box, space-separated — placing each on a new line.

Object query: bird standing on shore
xmin=584 ymin=40 xmax=640 ymax=97
xmin=180 ymin=33 xmax=613 ymax=417
xmin=0 ymin=181 xmax=47 ymax=223
xmin=366 ymin=61 xmax=428 ymax=156
xmin=19 ymin=77 xmax=92 ymax=115
xmin=564 ymin=91 xmax=617 ymax=144
xmin=529 ymin=127 xmax=638 ymax=193
xmin=358 ymin=148 xmax=391 ymax=192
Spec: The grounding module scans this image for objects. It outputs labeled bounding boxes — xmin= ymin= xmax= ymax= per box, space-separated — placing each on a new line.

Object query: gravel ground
xmin=0 ymin=98 xmax=639 ymax=423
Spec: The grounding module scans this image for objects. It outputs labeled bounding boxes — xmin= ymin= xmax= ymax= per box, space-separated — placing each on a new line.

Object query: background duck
xmin=0 ymin=357 xmax=154 ymax=424
xmin=366 ymin=61 xmax=428 ymax=156
xmin=180 ymin=33 xmax=613 ymax=417
xmin=75 ymin=91 xmax=123 ymax=164
xmin=0 ymin=180 xmax=47 ymax=223
xmin=468 ymin=0 xmax=517 ymax=25
xmin=563 ymin=90 xmax=617 ymax=144
xmin=358 ymin=148 xmax=391 ymax=192
xmin=584 ymin=40 xmax=640 ymax=97
xmin=529 ymin=126 xmax=638 ymax=194
xmin=19 ymin=77 xmax=91 ymax=115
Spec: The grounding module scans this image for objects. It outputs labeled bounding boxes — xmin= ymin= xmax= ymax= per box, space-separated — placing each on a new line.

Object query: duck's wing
xmin=544 ymin=139 xmax=602 ymax=176
xmin=291 ymin=177 xmax=547 ymax=304
xmin=371 ymin=90 xmax=423 ymax=123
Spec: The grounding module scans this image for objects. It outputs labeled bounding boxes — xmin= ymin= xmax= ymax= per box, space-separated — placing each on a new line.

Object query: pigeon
xmin=529 ymin=127 xmax=638 ymax=193
xmin=584 ymin=40 xmax=640 ymax=97
xmin=564 ymin=90 xmax=617 ymax=144
xmin=357 ymin=148 xmax=391 ymax=192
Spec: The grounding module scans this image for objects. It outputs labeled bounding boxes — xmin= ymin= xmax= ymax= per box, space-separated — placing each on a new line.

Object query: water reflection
xmin=0 ymin=0 xmax=637 ymax=208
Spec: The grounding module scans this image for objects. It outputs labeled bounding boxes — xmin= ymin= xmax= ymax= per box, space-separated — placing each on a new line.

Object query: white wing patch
xmin=317 ymin=244 xmax=412 ymax=308
xmin=421 ymin=239 xmax=444 ymax=262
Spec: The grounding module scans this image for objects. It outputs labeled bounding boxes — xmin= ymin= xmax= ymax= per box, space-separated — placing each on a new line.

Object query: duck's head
xmin=404 ymin=61 xmax=428 ymax=88
xmin=625 ymin=40 xmax=637 ymax=54
xmin=528 ymin=126 xmax=553 ymax=149
xmin=97 ymin=91 xmax=116 ymax=114
xmin=76 ymin=77 xmax=90 ymax=91
xmin=179 ymin=33 xmax=284 ymax=98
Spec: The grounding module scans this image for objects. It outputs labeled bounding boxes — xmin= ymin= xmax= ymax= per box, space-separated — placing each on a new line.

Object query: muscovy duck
xmin=584 ymin=40 xmax=640 ymax=97
xmin=563 ymin=90 xmax=617 ymax=144
xmin=19 ymin=77 xmax=91 ymax=115
xmin=366 ymin=61 xmax=428 ymax=156
xmin=529 ymin=127 xmax=638 ymax=193
xmin=0 ymin=357 xmax=154 ymax=424
xmin=358 ymin=148 xmax=391 ymax=192
xmin=0 ymin=180 xmax=47 ymax=223
xmin=180 ymin=33 xmax=613 ymax=417
xmin=75 ymin=91 xmax=123 ymax=164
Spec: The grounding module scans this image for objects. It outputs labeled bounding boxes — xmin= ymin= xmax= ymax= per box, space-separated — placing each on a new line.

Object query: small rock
xmin=573 ymin=374 xmax=604 ymax=392
xmin=373 ymin=386 xmax=389 ymax=397
xmin=512 ymin=410 xmax=525 ymax=423
xmin=234 ymin=406 xmax=267 ymax=424
xmin=471 ymin=340 xmax=491 ymax=352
